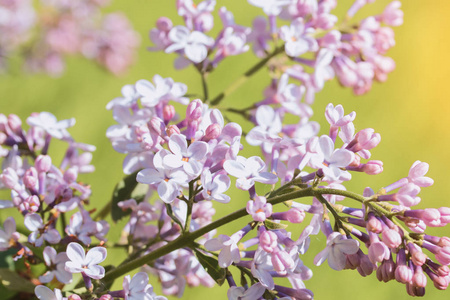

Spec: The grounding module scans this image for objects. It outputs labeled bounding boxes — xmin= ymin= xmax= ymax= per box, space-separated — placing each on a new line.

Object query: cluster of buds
xmin=0 ymin=0 xmax=139 ymax=75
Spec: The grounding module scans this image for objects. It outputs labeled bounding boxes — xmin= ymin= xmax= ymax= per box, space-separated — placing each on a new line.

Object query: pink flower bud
xmin=356 ymin=128 xmax=381 ymax=150
xmin=407 ymin=244 xmax=427 ymax=266
xmin=24 ymin=168 xmax=38 ymax=189
xmin=412 ymin=267 xmax=427 ymax=287
xmin=433 ymin=275 xmax=449 ymax=290
xmin=439 ymin=237 xmax=450 ymax=247
xmin=7 ymin=114 xmax=22 ymax=134
xmin=357 ymin=253 xmax=375 ymax=277
xmin=98 ymin=295 xmax=112 ymax=300
xmin=346 ymin=252 xmax=360 ymax=270
xmin=68 ymin=295 xmax=82 ymax=300
xmin=436 ymin=246 xmax=450 ymax=266
xmin=368 ymin=241 xmax=390 ymax=264
xmin=204 ymin=124 xmax=222 ymax=141
xmin=381 ymin=1 xmax=403 ymax=27
xmin=363 ymin=160 xmax=383 ymax=175
xmin=381 ymin=228 xmax=401 ymax=248
xmin=439 ymin=207 xmax=450 ymax=225
xmin=422 ymin=208 xmax=441 ymax=227
xmin=35 ymin=155 xmax=52 ymax=173
xmin=271 ymin=248 xmax=295 ymax=273
xmin=286 ymin=208 xmax=305 ymax=223
xmin=376 ymin=258 xmax=395 ymax=282
xmin=166 ymin=125 xmax=180 ymax=136
xmin=163 ymin=105 xmax=175 ymax=123
xmin=260 ymin=230 xmax=277 ymax=253
xmin=395 ymin=265 xmax=413 ymax=283
xmin=156 ymin=17 xmax=173 ymax=31
xmin=367 ymin=215 xmax=382 ymax=233
xmin=186 ymin=99 xmax=203 ymax=121
xmin=149 ymin=117 xmax=164 ymax=135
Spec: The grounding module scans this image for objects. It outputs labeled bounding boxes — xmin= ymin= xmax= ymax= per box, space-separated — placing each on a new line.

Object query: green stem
xmin=200 ymin=71 xmax=209 ymax=103
xmin=101 ymin=187 xmax=370 ymax=284
xmin=210 ymin=46 xmax=285 ymax=106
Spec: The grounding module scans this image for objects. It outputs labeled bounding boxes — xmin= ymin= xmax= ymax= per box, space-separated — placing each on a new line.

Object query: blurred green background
xmin=1 ymin=0 xmax=450 ymax=299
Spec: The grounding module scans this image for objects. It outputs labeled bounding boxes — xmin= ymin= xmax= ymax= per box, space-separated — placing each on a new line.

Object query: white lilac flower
xmin=247 ymin=0 xmax=291 ymax=15
xmin=246 ymin=195 xmax=272 ymax=222
xmin=24 ymin=213 xmax=61 ymax=247
xmin=163 ymin=133 xmax=208 ymax=176
xmin=280 ymin=18 xmax=318 ymax=57
xmin=137 ymin=150 xmax=189 ymax=203
xmin=64 ymin=242 xmax=107 ymax=279
xmin=318 ymin=135 xmax=354 ymax=182
xmin=123 ymin=272 xmax=168 ymax=300
xmin=204 ymin=234 xmax=241 ymax=267
xmin=0 ymin=217 xmax=20 ymax=251
xmin=39 ymin=246 xmax=72 ymax=284
xmin=200 ymin=169 xmax=231 ymax=203
xmin=165 ymin=26 xmax=214 ymax=63
xmin=314 ymin=232 xmax=360 ymax=270
xmin=135 ymin=74 xmax=189 ymax=107
xmin=227 ymin=282 xmax=266 ymax=300
xmin=106 ymin=84 xmax=139 ymax=110
xmin=34 ymin=286 xmax=66 ymax=300
xmin=27 ymin=112 xmax=75 ymax=139
xmin=252 ymin=248 xmax=275 ymax=289
xmin=223 ymin=156 xmax=278 ymax=190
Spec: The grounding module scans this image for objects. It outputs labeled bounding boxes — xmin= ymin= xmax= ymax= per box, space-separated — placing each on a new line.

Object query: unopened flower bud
xmin=166 ymin=125 xmax=180 ymax=136
xmin=149 ymin=117 xmax=164 ymax=135
xmin=395 ymin=265 xmax=413 ymax=283
xmin=186 ymin=99 xmax=203 ymax=121
xmin=367 ymin=215 xmax=382 ymax=233
xmin=68 ymin=295 xmax=82 ymax=300
xmin=35 ymin=155 xmax=52 ymax=173
xmin=439 ymin=207 xmax=450 ymax=225
xmin=381 ymin=228 xmax=401 ymax=248
xmin=376 ymin=258 xmax=396 ymax=282
xmin=363 ymin=160 xmax=383 ymax=175
xmin=260 ymin=230 xmax=277 ymax=253
xmin=163 ymin=105 xmax=175 ymax=123
xmin=156 ymin=17 xmax=173 ymax=31
xmin=7 ymin=114 xmax=22 ymax=134
xmin=422 ymin=208 xmax=441 ymax=227
xmin=204 ymin=124 xmax=222 ymax=141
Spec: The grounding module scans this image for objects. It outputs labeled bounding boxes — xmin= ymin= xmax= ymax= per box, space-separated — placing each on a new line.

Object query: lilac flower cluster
xmin=150 ymin=0 xmax=402 ymax=99
xmin=0 ymin=0 xmax=139 ymax=76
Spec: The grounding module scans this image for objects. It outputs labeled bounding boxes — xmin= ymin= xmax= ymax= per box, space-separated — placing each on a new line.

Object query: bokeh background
xmin=1 ymin=0 xmax=450 ymax=299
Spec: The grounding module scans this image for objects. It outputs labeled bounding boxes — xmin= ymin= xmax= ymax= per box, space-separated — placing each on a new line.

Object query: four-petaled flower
xmin=64 ymin=242 xmax=107 ymax=279
xmin=314 ymin=232 xmax=360 ymax=270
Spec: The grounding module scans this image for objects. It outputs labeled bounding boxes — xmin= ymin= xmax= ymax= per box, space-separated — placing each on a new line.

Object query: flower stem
xmin=210 ymin=46 xmax=285 ymax=106
xmin=103 ymin=186 xmax=370 ymax=284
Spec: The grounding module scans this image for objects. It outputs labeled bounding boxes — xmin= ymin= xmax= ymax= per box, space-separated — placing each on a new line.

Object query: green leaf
xmin=0 ymin=269 xmax=35 ymax=293
xmin=194 ymin=250 xmax=226 ymax=286
xmin=165 ymin=204 xmax=184 ymax=230
xmin=264 ymin=219 xmax=288 ymax=230
xmin=111 ymin=171 xmax=140 ymax=222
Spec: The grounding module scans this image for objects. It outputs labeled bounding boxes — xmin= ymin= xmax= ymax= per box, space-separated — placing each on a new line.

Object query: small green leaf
xmin=165 ymin=204 xmax=184 ymax=230
xmin=111 ymin=171 xmax=140 ymax=222
xmin=0 ymin=269 xmax=35 ymax=293
xmin=264 ymin=219 xmax=288 ymax=230
xmin=194 ymin=250 xmax=226 ymax=286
